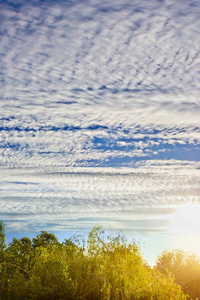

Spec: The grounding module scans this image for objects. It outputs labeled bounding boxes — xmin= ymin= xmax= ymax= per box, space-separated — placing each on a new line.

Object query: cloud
xmin=1 ymin=163 xmax=200 ymax=233
xmin=0 ymin=0 xmax=200 ymax=234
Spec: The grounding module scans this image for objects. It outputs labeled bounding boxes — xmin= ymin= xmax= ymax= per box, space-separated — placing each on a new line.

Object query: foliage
xmin=27 ymin=246 xmax=77 ymax=300
xmin=0 ymin=220 xmax=6 ymax=256
xmin=0 ymin=221 xmax=6 ymax=298
xmin=7 ymin=237 xmax=33 ymax=271
xmin=74 ymin=226 xmax=186 ymax=300
xmin=156 ymin=249 xmax=200 ymax=299
xmin=32 ymin=231 xmax=59 ymax=248
xmin=0 ymin=222 xmax=189 ymax=299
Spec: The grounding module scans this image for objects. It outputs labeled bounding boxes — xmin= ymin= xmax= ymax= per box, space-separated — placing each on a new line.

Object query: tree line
xmin=0 ymin=220 xmax=200 ymax=299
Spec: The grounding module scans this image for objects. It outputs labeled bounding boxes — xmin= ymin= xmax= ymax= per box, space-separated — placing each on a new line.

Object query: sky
xmin=0 ymin=0 xmax=200 ymax=265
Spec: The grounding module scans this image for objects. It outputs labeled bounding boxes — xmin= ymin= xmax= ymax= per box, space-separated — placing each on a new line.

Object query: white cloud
xmin=0 ymin=0 xmax=200 ymax=234
xmin=1 ymin=163 xmax=200 ymax=232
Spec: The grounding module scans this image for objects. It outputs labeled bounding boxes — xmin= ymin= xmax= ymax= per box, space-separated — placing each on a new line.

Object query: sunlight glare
xmin=169 ymin=203 xmax=200 ymax=235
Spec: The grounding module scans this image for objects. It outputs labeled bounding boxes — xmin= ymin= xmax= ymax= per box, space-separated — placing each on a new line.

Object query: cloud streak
xmin=1 ymin=163 xmax=200 ymax=233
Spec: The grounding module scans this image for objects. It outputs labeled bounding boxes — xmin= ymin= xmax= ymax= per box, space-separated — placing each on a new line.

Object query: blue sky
xmin=1 ymin=0 xmax=200 ymax=264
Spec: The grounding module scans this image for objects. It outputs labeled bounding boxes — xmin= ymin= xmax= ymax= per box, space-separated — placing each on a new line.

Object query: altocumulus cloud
xmin=0 ymin=0 xmax=200 ymax=234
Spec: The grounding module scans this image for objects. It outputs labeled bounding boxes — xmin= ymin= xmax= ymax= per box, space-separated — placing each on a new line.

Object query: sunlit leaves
xmin=28 ymin=246 xmax=77 ymax=300
xmin=0 ymin=224 xmax=188 ymax=299
xmin=156 ymin=249 xmax=200 ymax=299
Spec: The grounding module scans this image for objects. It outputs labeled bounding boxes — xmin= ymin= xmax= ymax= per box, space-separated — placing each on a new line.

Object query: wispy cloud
xmin=1 ymin=163 xmax=200 ymax=233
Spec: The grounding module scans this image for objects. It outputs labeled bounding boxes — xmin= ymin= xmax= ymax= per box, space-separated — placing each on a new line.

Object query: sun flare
xmin=169 ymin=203 xmax=200 ymax=235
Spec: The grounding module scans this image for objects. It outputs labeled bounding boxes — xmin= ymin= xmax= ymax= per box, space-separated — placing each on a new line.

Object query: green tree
xmin=73 ymin=226 xmax=187 ymax=300
xmin=27 ymin=246 xmax=77 ymax=300
xmin=0 ymin=220 xmax=6 ymax=255
xmin=0 ymin=221 xmax=6 ymax=299
xmin=156 ymin=249 xmax=200 ymax=299
xmin=0 ymin=225 xmax=189 ymax=300
xmin=7 ymin=237 xmax=33 ymax=271
xmin=32 ymin=231 xmax=59 ymax=248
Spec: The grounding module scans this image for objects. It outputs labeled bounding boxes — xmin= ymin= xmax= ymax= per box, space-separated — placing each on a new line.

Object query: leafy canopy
xmin=0 ymin=223 xmax=189 ymax=300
